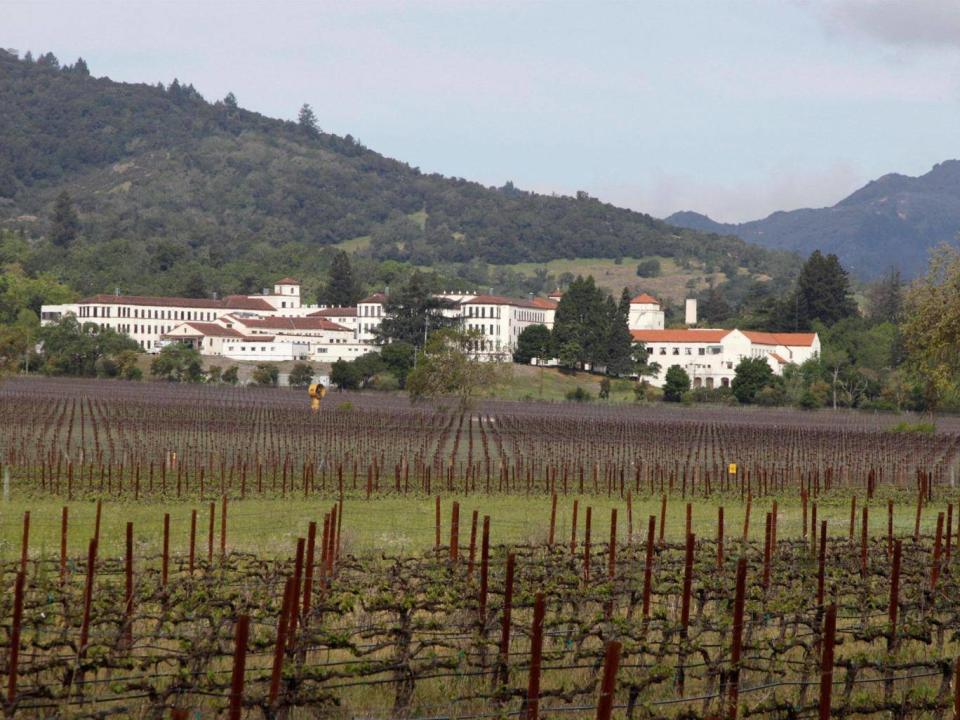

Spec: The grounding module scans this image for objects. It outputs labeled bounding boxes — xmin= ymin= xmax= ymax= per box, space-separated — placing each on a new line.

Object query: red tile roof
xmin=768 ymin=352 xmax=788 ymax=364
xmin=239 ymin=317 xmax=352 ymax=332
xmin=462 ymin=294 xmax=556 ymax=309
xmin=742 ymin=331 xmax=817 ymax=347
xmin=180 ymin=322 xmax=247 ymax=338
xmin=631 ymin=329 xmax=730 ymax=343
xmin=528 ymin=297 xmax=558 ymax=310
xmin=275 ymin=277 xmax=300 ymax=285
xmin=308 ymin=307 xmax=358 ymax=318
xmin=79 ymin=294 xmax=275 ymax=311
xmin=359 ymin=293 xmax=388 ymax=304
xmin=630 ymin=293 xmax=660 ymax=305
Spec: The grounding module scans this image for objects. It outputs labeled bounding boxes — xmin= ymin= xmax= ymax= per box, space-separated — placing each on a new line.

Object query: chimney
xmin=685 ymin=298 xmax=698 ymax=326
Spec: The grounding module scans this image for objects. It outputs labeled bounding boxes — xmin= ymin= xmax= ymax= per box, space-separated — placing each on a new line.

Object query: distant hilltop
xmin=666 ymin=160 xmax=960 ymax=279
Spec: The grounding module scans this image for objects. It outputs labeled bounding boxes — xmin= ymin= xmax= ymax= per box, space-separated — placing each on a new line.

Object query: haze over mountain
xmin=0 ymin=50 xmax=789 ymax=298
xmin=666 ymin=161 xmax=960 ymax=279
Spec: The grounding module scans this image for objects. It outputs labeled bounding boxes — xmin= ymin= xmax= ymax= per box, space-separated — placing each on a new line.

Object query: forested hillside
xmin=0 ymin=50 xmax=788 ymax=297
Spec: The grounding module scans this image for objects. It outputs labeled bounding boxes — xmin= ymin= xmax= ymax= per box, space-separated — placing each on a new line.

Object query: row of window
xmin=465 ymin=306 xmax=502 ymax=319
xmin=79 ymin=305 xmax=217 ymax=321
xmin=656 ymin=345 xmax=723 ymax=356
xmin=360 ymin=304 xmax=383 ymax=317
xmin=465 ymin=322 xmax=500 ymax=336
xmin=513 ymin=310 xmax=544 ymax=323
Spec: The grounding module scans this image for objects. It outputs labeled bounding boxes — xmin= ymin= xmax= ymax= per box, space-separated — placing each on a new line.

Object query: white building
xmin=628 ymin=293 xmax=665 ymax=330
xmin=41 ymin=279 xmax=310 ymax=352
xmin=631 ymin=328 xmax=821 ymax=389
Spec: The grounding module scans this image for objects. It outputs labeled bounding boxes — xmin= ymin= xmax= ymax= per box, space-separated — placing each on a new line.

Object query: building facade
xmin=631 ymin=329 xmax=820 ymax=389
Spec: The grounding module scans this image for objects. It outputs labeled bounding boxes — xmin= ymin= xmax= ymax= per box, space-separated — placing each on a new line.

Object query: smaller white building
xmin=631 ymin=328 xmax=820 ymax=389
xmin=628 ymin=293 xmax=665 ymax=330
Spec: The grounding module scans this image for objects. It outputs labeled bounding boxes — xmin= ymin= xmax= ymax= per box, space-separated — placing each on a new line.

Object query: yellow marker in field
xmin=728 ymin=463 xmax=737 ymax=475
xmin=308 ymin=383 xmax=327 ymax=412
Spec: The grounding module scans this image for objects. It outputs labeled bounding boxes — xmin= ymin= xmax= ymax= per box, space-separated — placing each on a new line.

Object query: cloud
xmin=811 ymin=0 xmax=960 ymax=49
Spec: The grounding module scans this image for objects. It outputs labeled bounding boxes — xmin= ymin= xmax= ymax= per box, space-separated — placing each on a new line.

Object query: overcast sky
xmin=5 ymin=0 xmax=960 ymax=222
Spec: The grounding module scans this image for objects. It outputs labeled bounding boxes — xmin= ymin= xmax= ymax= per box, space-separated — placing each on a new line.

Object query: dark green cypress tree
xmin=320 ymin=250 xmax=362 ymax=307
xmin=50 ymin=190 xmax=80 ymax=247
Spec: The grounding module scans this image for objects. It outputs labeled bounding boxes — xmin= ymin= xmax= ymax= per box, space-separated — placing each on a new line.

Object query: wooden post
xmin=571 ymin=499 xmax=579 ymax=555
xmin=888 ymin=539 xmax=902 ymax=651
xmin=817 ymin=520 xmax=827 ymax=607
xmin=189 ymin=509 xmax=197 ymax=575
xmin=6 ymin=571 xmax=24 ymax=704
xmin=229 ymin=614 xmax=250 ymax=720
xmin=727 ymin=557 xmax=747 ymax=720
xmin=125 ymin=521 xmax=134 ymax=648
xmin=19 ymin=510 xmax=29 ymax=575
xmin=162 ymin=513 xmax=170 ymax=588
xmin=79 ymin=538 xmax=97 ymax=655
xmin=762 ymin=512 xmax=772 ymax=591
xmin=468 ymin=510 xmax=479 ymax=580
xmin=932 ymin=511 xmax=945 ymax=592
xmin=660 ymin=494 xmax=667 ymax=545
xmin=303 ymin=521 xmax=317 ymax=615
xmin=60 ymin=506 xmax=68 ymax=585
xmin=583 ymin=506 xmax=592 ymax=581
xmin=717 ymin=506 xmax=724 ymax=570
xmin=595 ymin=640 xmax=623 ymax=720
xmin=288 ymin=538 xmax=305 ymax=649
xmin=818 ymin=604 xmax=837 ymax=720
xmin=434 ymin=495 xmax=441 ymax=554
xmin=269 ymin=578 xmax=294 ymax=706
xmin=498 ymin=552 xmax=516 ymax=687
xmin=548 ymin=493 xmax=557 ymax=547
xmin=479 ymin=515 xmax=490 ymax=624
xmin=860 ymin=506 xmax=868 ymax=577
xmin=742 ymin=493 xmax=751 ymax=541
xmin=220 ymin=494 xmax=228 ymax=558
xmin=526 ymin=592 xmax=545 ymax=720
xmin=208 ymin=501 xmax=215 ymax=563
xmin=450 ymin=501 xmax=460 ymax=562
xmin=642 ymin=515 xmax=655 ymax=619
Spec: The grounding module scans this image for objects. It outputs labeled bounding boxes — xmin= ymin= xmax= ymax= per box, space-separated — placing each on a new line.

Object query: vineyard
xmin=4 ymin=377 xmax=960 ymax=719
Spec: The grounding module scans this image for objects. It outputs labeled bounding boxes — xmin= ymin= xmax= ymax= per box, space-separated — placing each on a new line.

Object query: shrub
xmin=889 ymin=421 xmax=935 ymax=434
xmin=251 ymin=363 xmax=279 ymax=387
xmin=566 ymin=386 xmax=592 ymax=402
xmin=636 ymin=259 xmax=661 ymax=278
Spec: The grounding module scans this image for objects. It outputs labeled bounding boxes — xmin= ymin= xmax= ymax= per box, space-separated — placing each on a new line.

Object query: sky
xmin=4 ymin=0 xmax=960 ymax=223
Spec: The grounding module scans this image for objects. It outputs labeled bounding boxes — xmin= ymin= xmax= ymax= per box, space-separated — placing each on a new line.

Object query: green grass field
xmin=494 ymin=364 xmax=639 ymax=402
xmin=1 ymin=489 xmax=949 ymax=562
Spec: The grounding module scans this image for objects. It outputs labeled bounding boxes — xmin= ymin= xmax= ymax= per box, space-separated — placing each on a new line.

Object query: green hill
xmin=0 ymin=50 xmax=789 ymax=297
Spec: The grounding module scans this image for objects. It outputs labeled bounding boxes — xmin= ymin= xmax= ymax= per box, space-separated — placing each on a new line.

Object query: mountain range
xmin=666 ymin=161 xmax=960 ymax=279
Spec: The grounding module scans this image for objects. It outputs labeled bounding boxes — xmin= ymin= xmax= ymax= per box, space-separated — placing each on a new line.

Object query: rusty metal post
xmin=888 ymin=539 xmax=902 ymax=651
xmin=220 ymin=494 xmax=228 ymax=558
xmin=526 ymin=592 xmax=545 ymax=720
xmin=189 ymin=509 xmax=197 ymax=575
xmin=302 ymin=521 xmax=317 ymax=616
xmin=79 ymin=537 xmax=97 ymax=655
xmin=548 ymin=493 xmax=557 ymax=547
xmin=6 ymin=571 xmax=24 ymax=704
xmin=498 ymin=552 xmax=516 ymax=687
xmin=717 ymin=506 xmax=724 ymax=570
xmin=19 ymin=510 xmax=29 ymax=575
xmin=229 ymin=614 xmax=250 ymax=720
xmin=450 ymin=501 xmax=460 ymax=562
xmin=479 ymin=515 xmax=491 ymax=623
xmin=60 ymin=506 xmax=68 ymax=585
xmin=817 ymin=520 xmax=827 ymax=607
xmin=642 ymin=515 xmax=655 ymax=619
xmin=818 ymin=604 xmax=837 ymax=720
xmin=468 ymin=509 xmax=479 ymax=580
xmin=595 ymin=640 xmax=623 ymax=720
xmin=125 ymin=521 xmax=134 ymax=648
xmin=269 ymin=577 xmax=294 ymax=706
xmin=727 ymin=557 xmax=747 ymax=720
xmin=161 ymin=512 xmax=170 ymax=588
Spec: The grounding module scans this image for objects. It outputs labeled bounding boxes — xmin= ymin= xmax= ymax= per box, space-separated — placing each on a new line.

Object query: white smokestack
xmin=685 ymin=298 xmax=697 ymax=326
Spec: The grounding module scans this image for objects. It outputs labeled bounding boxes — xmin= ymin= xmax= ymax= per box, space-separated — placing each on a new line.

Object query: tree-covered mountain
xmin=0 ymin=49 xmax=788 ymax=297
xmin=666 ymin=161 xmax=960 ymax=279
